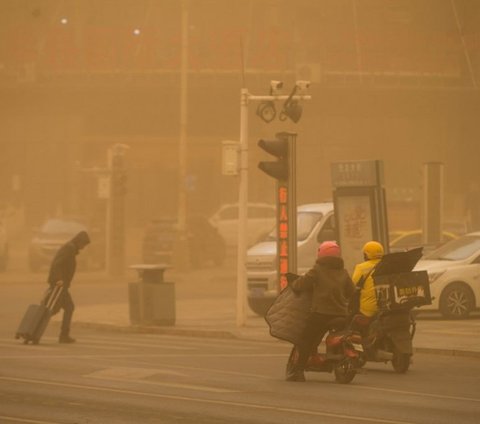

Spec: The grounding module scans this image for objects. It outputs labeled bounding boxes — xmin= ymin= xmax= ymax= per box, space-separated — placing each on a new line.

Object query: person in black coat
xmin=286 ymin=241 xmax=354 ymax=382
xmin=47 ymin=230 xmax=90 ymax=343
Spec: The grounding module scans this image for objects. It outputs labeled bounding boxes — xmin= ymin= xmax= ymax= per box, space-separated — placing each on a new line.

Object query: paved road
xmin=1 ymin=327 xmax=479 ymax=424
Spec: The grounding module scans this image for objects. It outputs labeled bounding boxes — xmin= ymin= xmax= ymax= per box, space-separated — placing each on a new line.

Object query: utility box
xmin=128 ymin=264 xmax=175 ymax=326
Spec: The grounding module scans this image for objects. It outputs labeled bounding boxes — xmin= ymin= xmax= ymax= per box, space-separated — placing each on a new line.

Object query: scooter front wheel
xmin=334 ymin=362 xmax=357 ymax=384
xmin=392 ymin=351 xmax=411 ymax=373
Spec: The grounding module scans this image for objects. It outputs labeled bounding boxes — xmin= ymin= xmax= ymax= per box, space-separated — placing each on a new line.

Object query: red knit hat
xmin=317 ymin=241 xmax=341 ymax=258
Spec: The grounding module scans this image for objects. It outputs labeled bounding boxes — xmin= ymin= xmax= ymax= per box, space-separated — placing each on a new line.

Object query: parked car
xmin=0 ymin=219 xmax=8 ymax=272
xmin=246 ymin=202 xmax=336 ymax=316
xmin=414 ymin=232 xmax=480 ymax=319
xmin=142 ymin=215 xmax=226 ymax=268
xmin=28 ymin=218 xmax=105 ymax=272
xmin=389 ymin=230 xmax=458 ymax=254
xmin=209 ymin=203 xmax=276 ymax=247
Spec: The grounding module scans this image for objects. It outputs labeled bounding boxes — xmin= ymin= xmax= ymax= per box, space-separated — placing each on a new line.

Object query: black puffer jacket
xmin=291 ymin=256 xmax=354 ymax=316
xmin=47 ymin=231 xmax=90 ymax=289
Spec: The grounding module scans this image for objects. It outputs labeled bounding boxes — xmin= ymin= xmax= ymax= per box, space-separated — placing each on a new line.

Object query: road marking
xmin=93 ymin=357 xmax=273 ymax=380
xmin=0 ymin=416 xmax=61 ymax=424
xmin=84 ymin=366 xmax=237 ymax=393
xmin=0 ymin=375 xmax=416 ymax=424
xmin=0 ymin=353 xmax=287 ymax=360
xmin=85 ymin=366 xmax=187 ymax=379
xmin=87 ymin=375 xmax=239 ymax=393
xmin=354 ymin=383 xmax=480 ymax=403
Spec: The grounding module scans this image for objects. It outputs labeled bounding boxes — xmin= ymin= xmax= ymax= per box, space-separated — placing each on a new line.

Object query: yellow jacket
xmin=351 ymin=258 xmax=381 ymax=317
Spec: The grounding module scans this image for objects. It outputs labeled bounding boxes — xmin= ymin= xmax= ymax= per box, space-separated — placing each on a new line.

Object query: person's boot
xmin=59 ymin=331 xmax=76 ymax=344
xmin=285 ymin=367 xmax=306 ymax=382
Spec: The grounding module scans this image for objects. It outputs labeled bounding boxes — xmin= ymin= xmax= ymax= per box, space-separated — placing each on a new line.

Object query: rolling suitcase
xmin=15 ymin=285 xmax=64 ymax=344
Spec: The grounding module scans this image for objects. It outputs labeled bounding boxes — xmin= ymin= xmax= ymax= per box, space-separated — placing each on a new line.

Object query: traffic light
xmin=257 ymin=132 xmax=291 ymax=181
xmin=257 ymin=132 xmax=297 ymax=291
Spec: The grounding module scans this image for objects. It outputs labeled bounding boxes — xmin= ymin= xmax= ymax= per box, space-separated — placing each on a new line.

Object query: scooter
xmin=351 ymin=247 xmax=432 ymax=373
xmin=350 ymin=309 xmax=416 ymax=373
xmin=285 ymin=318 xmax=365 ymax=384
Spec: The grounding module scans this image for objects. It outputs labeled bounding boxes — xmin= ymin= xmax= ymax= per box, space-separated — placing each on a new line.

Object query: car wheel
xmin=247 ymin=297 xmax=275 ymax=317
xmin=439 ymin=283 xmax=474 ymax=319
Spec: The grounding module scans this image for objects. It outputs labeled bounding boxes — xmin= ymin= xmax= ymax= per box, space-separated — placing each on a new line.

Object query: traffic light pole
xmin=236 ymin=88 xmax=311 ymax=327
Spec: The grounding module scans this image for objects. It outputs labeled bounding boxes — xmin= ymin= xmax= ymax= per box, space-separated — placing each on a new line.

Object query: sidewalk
xmin=60 ymin=296 xmax=480 ymax=358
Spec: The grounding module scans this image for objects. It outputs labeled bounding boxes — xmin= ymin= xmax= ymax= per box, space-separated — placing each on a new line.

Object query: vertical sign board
xmin=331 ymin=160 xmax=389 ymax=273
xmin=276 ymin=133 xmax=297 ymax=291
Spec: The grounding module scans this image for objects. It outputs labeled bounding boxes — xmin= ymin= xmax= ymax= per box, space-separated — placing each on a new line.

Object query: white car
xmin=209 ymin=203 xmax=275 ymax=247
xmin=414 ymin=232 xmax=480 ymax=319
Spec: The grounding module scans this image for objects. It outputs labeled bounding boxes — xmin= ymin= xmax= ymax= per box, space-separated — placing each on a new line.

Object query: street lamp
xmin=236 ymin=81 xmax=311 ymax=327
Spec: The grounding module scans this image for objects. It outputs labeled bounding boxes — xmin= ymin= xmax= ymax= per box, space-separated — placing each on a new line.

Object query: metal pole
xmin=237 ymin=88 xmax=249 ymax=327
xmin=174 ymin=0 xmax=190 ymax=270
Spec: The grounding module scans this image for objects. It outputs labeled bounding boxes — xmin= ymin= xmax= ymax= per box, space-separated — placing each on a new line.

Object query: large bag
xmin=15 ymin=286 xmax=64 ymax=344
xmin=265 ymin=274 xmax=311 ymax=345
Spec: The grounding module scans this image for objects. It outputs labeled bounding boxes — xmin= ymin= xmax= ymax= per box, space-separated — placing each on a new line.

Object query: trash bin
xmin=128 ymin=264 xmax=175 ymax=326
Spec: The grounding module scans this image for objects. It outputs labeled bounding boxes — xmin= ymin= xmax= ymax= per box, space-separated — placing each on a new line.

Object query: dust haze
xmin=0 ymin=0 xmax=479 ymax=275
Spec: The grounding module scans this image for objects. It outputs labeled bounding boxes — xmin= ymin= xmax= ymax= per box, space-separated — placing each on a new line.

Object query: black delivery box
xmin=372 ymin=248 xmax=432 ymax=311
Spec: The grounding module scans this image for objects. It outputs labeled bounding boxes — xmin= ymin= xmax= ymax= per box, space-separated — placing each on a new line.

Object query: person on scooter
xmin=286 ymin=241 xmax=354 ymax=382
xmin=350 ymin=241 xmax=384 ymax=330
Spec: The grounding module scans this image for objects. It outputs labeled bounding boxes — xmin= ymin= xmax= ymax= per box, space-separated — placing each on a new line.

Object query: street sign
xmin=222 ymin=140 xmax=239 ymax=176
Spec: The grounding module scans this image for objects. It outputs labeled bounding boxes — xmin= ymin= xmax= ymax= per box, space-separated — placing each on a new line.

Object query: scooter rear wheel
xmin=392 ymin=351 xmax=411 ymax=373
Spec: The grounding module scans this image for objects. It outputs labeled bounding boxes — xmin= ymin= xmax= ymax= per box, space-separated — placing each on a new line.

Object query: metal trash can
xmin=128 ymin=264 xmax=175 ymax=326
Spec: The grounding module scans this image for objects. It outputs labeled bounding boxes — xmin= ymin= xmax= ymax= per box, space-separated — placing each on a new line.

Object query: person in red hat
xmin=286 ymin=241 xmax=354 ymax=382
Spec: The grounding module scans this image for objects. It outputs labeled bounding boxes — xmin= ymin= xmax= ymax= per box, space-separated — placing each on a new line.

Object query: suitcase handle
xmin=44 ymin=286 xmax=64 ymax=311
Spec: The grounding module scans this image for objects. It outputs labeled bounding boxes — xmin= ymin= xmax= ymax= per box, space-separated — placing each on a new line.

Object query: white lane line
xmin=0 ymin=376 xmax=416 ymax=424
xmin=354 ymin=383 xmax=480 ymax=404
xmin=0 ymin=416 xmax=61 ymax=424
xmin=87 ymin=375 xmax=239 ymax=394
xmin=0 ymin=353 xmax=287 ymax=360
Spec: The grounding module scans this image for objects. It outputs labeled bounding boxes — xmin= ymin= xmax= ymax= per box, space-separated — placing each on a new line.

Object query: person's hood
xmin=70 ymin=231 xmax=90 ymax=250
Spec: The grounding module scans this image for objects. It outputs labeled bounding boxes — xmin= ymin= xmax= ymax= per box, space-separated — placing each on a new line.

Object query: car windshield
xmin=424 ymin=235 xmax=480 ymax=261
xmin=41 ymin=219 xmax=86 ymax=235
xmin=263 ymin=212 xmax=323 ymax=242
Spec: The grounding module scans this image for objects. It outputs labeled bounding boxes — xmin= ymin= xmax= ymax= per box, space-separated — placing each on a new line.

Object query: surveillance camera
xmin=295 ymin=80 xmax=311 ymax=90
xmin=270 ymin=80 xmax=284 ymax=91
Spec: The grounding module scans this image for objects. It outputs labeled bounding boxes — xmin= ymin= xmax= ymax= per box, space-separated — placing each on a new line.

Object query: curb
xmin=73 ymin=321 xmax=480 ymax=358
